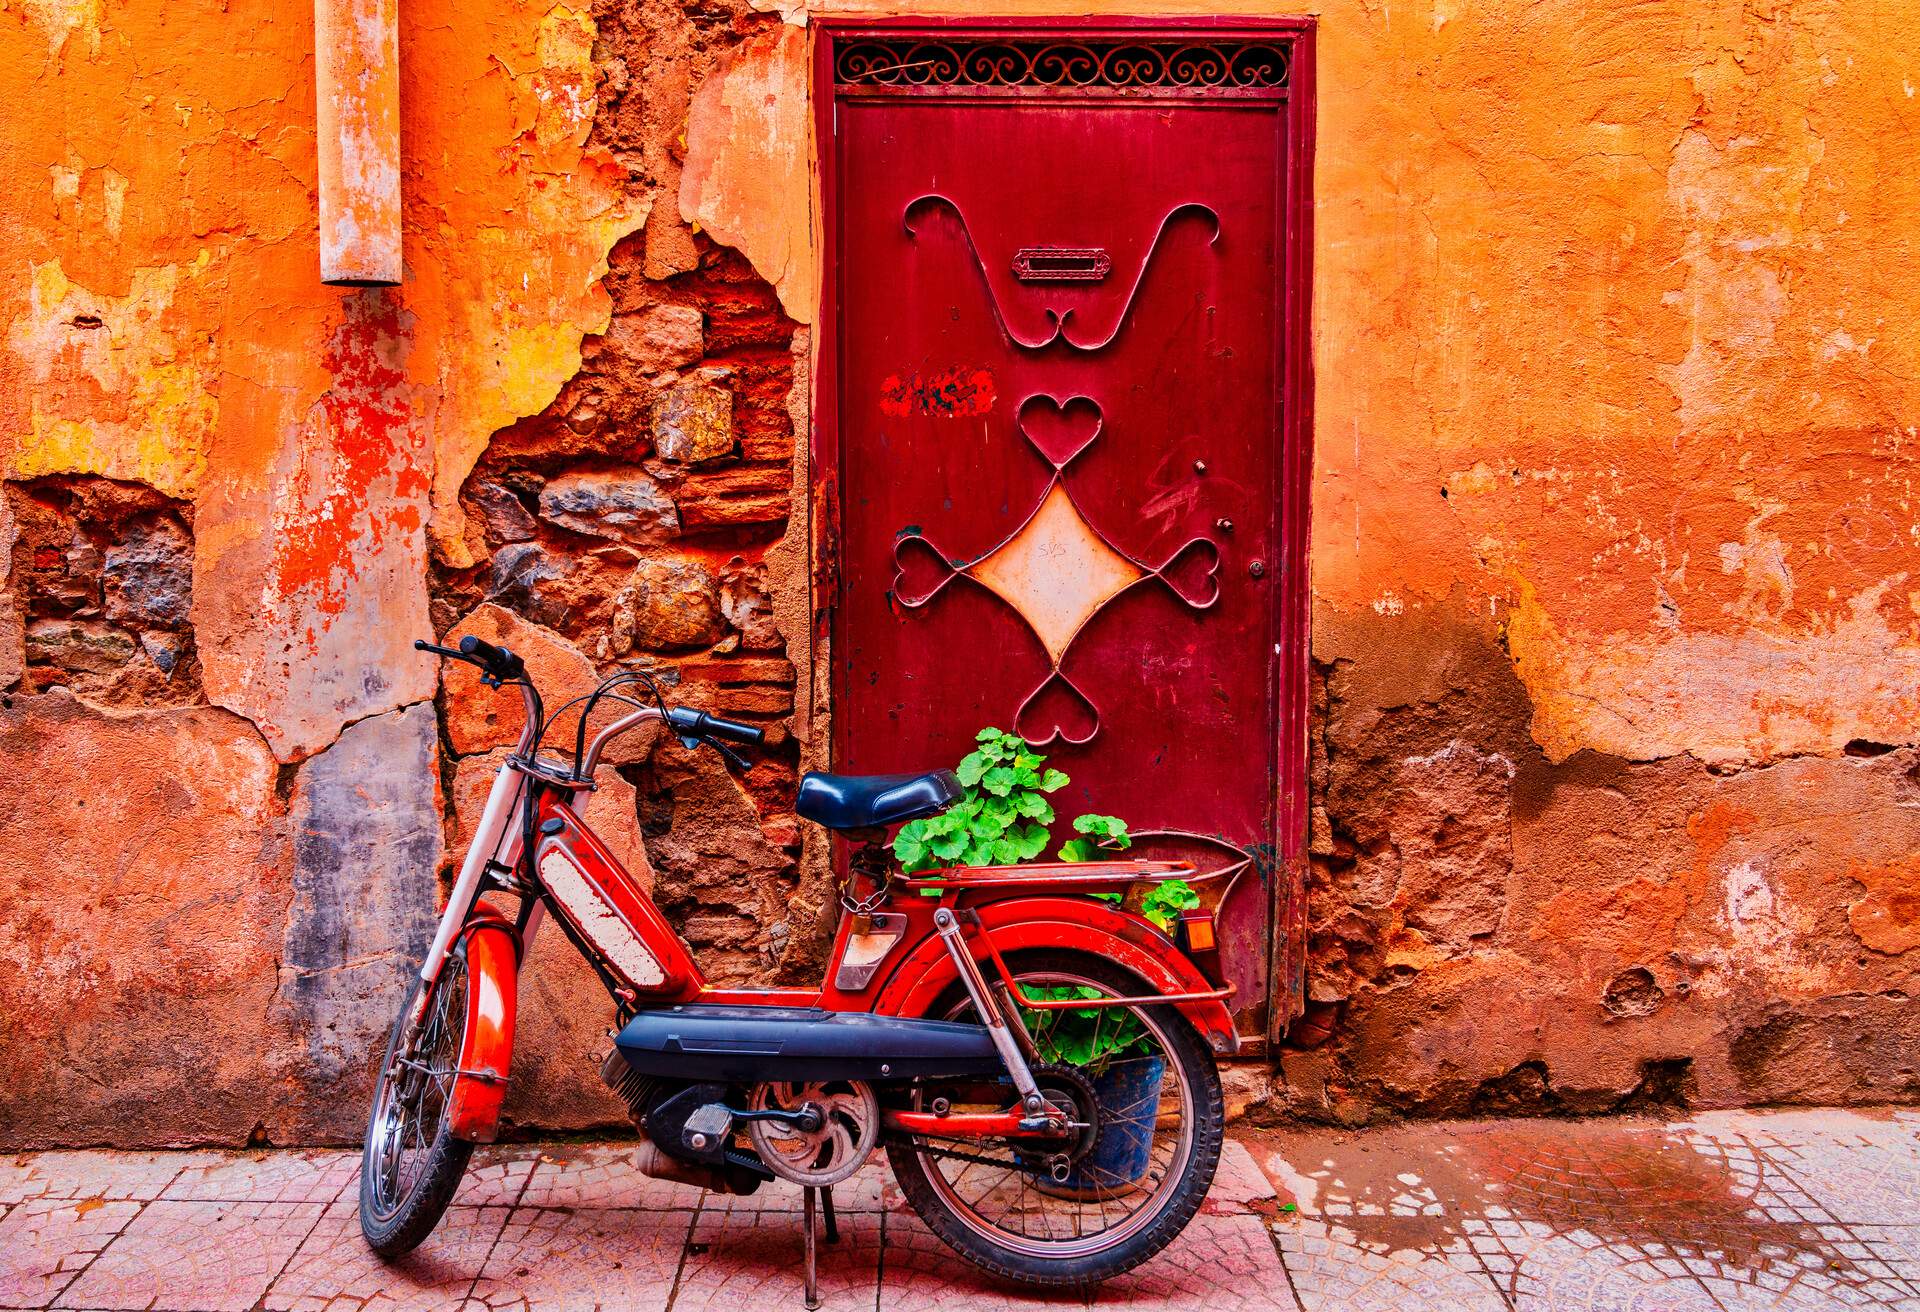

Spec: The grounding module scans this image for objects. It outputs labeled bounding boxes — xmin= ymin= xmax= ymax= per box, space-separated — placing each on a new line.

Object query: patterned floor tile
xmin=1095 ymin=1210 xmax=1293 ymax=1309
xmin=508 ymin=1145 xmax=707 ymax=1212
xmin=1497 ymin=1224 xmax=1741 ymax=1312
xmin=878 ymin=1210 xmax=1090 ymax=1312
xmin=461 ymin=1207 xmax=691 ymax=1311
xmin=1203 ymin=1141 xmax=1280 ymax=1217
xmin=0 ymin=1198 xmax=142 ymax=1310
xmin=670 ymin=1206 xmax=879 ymax=1312
xmin=160 ymin=1151 xmax=358 ymax=1205
xmin=0 ymin=1153 xmax=197 ymax=1205
xmin=56 ymin=1199 xmax=322 ymax=1312
xmin=1691 ymin=1111 xmax=1920 ymax=1227
xmin=452 ymin=1150 xmax=540 ymax=1208
xmin=688 ymin=1159 xmax=892 ymax=1216
xmin=1274 ymin=1215 xmax=1506 ymax=1312
xmin=263 ymin=1201 xmax=507 ymax=1312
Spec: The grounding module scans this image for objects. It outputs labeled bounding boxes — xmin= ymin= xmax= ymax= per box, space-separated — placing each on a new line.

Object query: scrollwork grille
xmin=833 ymin=37 xmax=1292 ymax=97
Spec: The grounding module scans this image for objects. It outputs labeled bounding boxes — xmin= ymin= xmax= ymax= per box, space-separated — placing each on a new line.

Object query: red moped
xmin=361 ymin=633 xmax=1238 ymax=1293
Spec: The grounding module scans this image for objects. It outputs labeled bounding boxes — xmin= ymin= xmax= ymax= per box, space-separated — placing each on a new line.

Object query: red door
xmin=821 ymin=25 xmax=1313 ymax=1034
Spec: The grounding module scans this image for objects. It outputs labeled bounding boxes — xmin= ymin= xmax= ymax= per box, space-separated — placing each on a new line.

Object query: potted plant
xmin=893 ymin=729 xmax=1200 ymax=1192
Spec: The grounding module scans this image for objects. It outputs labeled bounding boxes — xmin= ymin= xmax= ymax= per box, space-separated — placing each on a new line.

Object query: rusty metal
xmin=819 ymin=18 xmax=1317 ymax=1036
xmin=834 ymin=38 xmax=1291 ymax=96
xmin=314 ymin=0 xmax=402 ymax=285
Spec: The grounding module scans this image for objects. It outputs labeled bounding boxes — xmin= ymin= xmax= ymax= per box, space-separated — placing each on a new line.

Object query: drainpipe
xmin=315 ymin=0 xmax=401 ymax=285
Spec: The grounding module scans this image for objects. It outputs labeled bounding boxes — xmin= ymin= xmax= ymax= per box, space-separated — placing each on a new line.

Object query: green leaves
xmin=893 ymin=727 xmax=1089 ymax=875
xmin=1057 ymin=812 xmax=1133 ymax=863
xmin=1017 ymin=985 xmax=1155 ymax=1073
xmin=1140 ymin=878 xmax=1201 ymax=931
xmin=885 ymin=724 xmax=1193 ymax=1075
xmin=892 ymin=731 xmax=1189 ymax=941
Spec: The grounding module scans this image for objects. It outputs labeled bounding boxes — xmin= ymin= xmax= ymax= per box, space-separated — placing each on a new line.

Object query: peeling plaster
xmin=680 ymin=24 xmax=813 ymax=324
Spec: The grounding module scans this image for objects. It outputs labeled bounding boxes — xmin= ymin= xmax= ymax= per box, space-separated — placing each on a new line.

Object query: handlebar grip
xmin=666 ymin=706 xmax=766 ymax=747
xmin=457 ymin=634 xmax=526 ymax=681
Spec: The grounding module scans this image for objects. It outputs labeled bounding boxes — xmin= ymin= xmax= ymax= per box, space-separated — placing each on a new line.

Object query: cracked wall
xmin=3 ymin=0 xmax=1918 ymax=1146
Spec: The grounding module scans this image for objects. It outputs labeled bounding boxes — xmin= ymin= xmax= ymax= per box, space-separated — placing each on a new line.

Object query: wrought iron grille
xmin=833 ymin=37 xmax=1292 ymax=95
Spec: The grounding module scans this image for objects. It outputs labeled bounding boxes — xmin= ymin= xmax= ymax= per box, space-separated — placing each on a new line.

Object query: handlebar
xmin=414 ymin=636 xmax=526 ymax=684
xmin=418 ymin=635 xmax=763 ymax=777
xmin=666 ymin=706 xmax=767 ymax=748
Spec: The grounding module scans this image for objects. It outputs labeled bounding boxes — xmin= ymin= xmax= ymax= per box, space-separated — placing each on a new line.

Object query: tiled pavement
xmin=0 ymin=1109 xmax=1912 ymax=1311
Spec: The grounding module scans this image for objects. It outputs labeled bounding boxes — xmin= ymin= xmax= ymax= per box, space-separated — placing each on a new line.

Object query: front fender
xmin=447 ymin=899 xmax=519 ymax=1143
xmin=873 ymin=897 xmax=1240 ymax=1056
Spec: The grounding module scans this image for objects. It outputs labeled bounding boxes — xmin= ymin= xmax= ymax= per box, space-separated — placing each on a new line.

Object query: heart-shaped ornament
xmin=891 ymin=532 xmax=958 ymax=608
xmin=1016 ymin=395 xmax=1103 ymax=470
xmin=1014 ymin=669 xmax=1101 ymax=746
xmin=1155 ymin=537 xmax=1222 ymax=609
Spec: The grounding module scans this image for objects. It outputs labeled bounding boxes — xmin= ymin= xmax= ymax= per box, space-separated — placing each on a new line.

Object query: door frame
xmin=809 ymin=15 xmax=1316 ymax=1043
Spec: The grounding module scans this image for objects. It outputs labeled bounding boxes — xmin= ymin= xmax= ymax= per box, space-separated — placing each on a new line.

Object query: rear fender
xmin=447 ymin=899 xmax=519 ymax=1143
xmin=872 ymin=897 xmax=1240 ymax=1056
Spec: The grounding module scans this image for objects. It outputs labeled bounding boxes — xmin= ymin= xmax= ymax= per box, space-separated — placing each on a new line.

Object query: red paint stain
xmin=880 ymin=366 xmax=995 ymax=418
xmin=272 ymin=290 xmax=425 ymax=634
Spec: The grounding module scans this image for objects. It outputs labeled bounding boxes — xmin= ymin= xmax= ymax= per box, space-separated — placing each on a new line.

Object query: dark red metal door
xmin=821 ymin=27 xmax=1313 ymax=1034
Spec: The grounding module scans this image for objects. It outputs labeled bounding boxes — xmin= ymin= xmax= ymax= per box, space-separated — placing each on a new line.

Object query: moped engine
xmin=745 ymin=1080 xmax=879 ymax=1187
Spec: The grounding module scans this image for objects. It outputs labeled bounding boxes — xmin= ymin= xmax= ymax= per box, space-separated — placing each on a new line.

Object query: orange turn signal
xmin=1180 ymin=911 xmax=1216 ymax=954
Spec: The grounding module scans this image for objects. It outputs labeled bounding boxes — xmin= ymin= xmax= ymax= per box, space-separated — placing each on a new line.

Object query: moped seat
xmin=796 ymin=769 xmax=963 ymax=830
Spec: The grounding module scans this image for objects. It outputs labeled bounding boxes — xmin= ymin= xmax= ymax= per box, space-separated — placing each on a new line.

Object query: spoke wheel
xmin=360 ymin=951 xmax=474 ymax=1256
xmin=886 ymin=949 xmax=1224 ymax=1287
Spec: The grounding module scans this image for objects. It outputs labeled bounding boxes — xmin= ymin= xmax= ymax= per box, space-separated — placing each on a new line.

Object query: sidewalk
xmin=0 ymin=1108 xmax=1913 ymax=1311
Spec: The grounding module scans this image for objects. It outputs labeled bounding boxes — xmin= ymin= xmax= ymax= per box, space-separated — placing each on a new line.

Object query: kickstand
xmin=801 ymin=1185 xmax=838 ymax=1310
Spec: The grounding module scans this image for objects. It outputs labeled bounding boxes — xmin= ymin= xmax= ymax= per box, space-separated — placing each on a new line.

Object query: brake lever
xmin=711 ymin=739 xmax=754 ymax=775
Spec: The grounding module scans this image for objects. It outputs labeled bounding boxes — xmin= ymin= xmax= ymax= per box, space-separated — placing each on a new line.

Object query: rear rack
xmin=895 ymin=858 xmax=1194 ymax=894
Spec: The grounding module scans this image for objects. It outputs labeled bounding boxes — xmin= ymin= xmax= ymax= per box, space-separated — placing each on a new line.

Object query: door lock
xmin=1249 ymin=560 xmax=1266 ymax=578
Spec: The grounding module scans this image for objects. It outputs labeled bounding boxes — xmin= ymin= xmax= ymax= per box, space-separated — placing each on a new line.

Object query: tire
xmin=886 ymin=949 xmax=1226 ymax=1288
xmin=359 ymin=951 xmax=475 ymax=1257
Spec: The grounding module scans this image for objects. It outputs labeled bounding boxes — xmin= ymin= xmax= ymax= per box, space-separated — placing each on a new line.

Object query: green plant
xmin=892 ymin=729 xmax=1065 ymax=872
xmin=892 ymin=728 xmax=1197 ymax=928
xmin=1017 ymin=985 xmax=1152 ymax=1074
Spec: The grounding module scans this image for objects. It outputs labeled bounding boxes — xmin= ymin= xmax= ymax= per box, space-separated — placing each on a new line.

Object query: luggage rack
xmin=900 ymin=837 xmax=1254 ymax=1011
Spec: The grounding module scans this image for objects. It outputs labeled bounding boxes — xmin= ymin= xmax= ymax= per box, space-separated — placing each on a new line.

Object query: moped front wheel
xmin=886 ymin=950 xmax=1226 ymax=1287
xmin=359 ymin=948 xmax=474 ymax=1257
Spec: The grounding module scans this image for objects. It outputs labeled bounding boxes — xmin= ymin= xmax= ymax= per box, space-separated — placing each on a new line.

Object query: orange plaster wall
xmin=2 ymin=0 xmax=1917 ymax=1139
xmin=0 ymin=0 xmax=644 ymax=760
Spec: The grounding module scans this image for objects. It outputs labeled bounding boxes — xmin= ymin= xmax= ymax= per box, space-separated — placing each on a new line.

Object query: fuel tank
xmin=612 ymin=1004 xmax=1005 ymax=1084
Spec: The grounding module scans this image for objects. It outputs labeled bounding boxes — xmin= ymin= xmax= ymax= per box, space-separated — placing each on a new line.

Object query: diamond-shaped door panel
xmin=891 ymin=394 xmax=1218 ymax=745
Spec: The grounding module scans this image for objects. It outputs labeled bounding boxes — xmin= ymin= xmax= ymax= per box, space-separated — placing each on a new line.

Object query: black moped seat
xmin=796 ymin=769 xmax=963 ymax=830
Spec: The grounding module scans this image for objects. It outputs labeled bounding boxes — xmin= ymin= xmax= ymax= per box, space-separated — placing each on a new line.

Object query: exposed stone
xmin=650 ymin=375 xmax=734 ymax=464
xmin=610 ymin=556 xmax=725 ymax=652
xmin=271 ymin=703 xmax=442 ymax=1142
xmin=0 ymin=489 xmax=19 ymax=690
xmin=139 ymin=629 xmax=191 ymax=675
xmin=101 ymin=515 xmax=192 ymax=630
xmin=25 ymin=617 xmax=135 ymax=673
xmin=536 ymin=468 xmax=679 ymax=546
xmin=6 ymin=477 xmax=202 ymax=705
xmin=467 ymin=479 xmax=539 ymax=544
xmin=664 ymin=463 xmax=790 ymax=529
xmin=601 ymin=303 xmax=704 ymax=376
xmin=486 ymin=540 xmax=629 ymax=638
xmin=632 ymin=741 xmax=793 ymax=984
xmin=0 ymin=692 xmax=288 ymax=1148
xmin=719 ymin=557 xmax=781 ymax=650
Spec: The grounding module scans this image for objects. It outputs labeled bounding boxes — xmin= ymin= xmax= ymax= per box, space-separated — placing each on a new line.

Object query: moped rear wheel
xmin=886 ymin=950 xmax=1225 ymax=1287
xmin=359 ymin=948 xmax=474 ymax=1257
